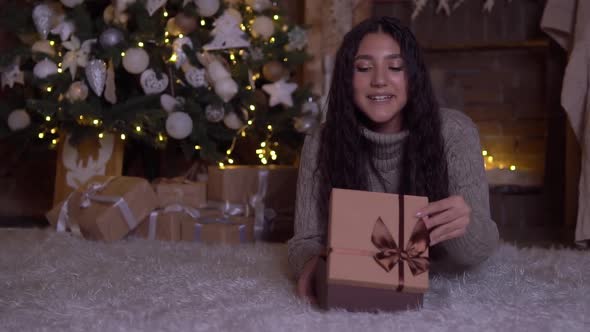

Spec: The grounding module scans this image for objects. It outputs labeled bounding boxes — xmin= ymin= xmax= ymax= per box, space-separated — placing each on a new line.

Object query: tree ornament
xmin=262 ymin=78 xmax=297 ymax=107
xmin=205 ymin=104 xmax=225 ymax=123
xmin=206 ymin=60 xmax=231 ymax=82
xmin=165 ymin=18 xmax=183 ymax=37
xmin=85 ymin=59 xmax=107 ymax=96
xmin=32 ymin=3 xmax=55 ymax=40
xmin=286 ymin=26 xmax=308 ymax=51
xmin=183 ymin=64 xmax=207 ymax=88
xmin=195 ymin=0 xmax=220 ymax=17
xmin=245 ymin=0 xmax=272 ymax=12
xmin=65 ymin=81 xmax=89 ymax=102
xmin=160 ymin=94 xmax=184 ymax=112
xmin=166 ymin=112 xmax=193 ymax=139
xmin=262 ymin=61 xmax=285 ymax=82
xmin=7 ymin=109 xmax=31 ymax=131
xmin=146 ymin=0 xmax=168 ymax=16
xmin=122 ymin=47 xmax=150 ymax=74
xmin=251 ymin=16 xmax=274 ymax=39
xmin=293 ymin=115 xmax=318 ymax=133
xmin=62 ymin=37 xmax=95 ymax=79
xmin=214 ymin=78 xmax=238 ymax=103
xmin=172 ymin=37 xmax=193 ymax=69
xmin=103 ymin=5 xmax=129 ymax=28
xmin=301 ymin=97 xmax=321 ymax=117
xmin=99 ymin=28 xmax=124 ymax=48
xmin=203 ymin=11 xmax=250 ymax=50
xmin=33 ymin=58 xmax=58 ymax=79
xmin=60 ymin=0 xmax=85 ymax=8
xmin=31 ymin=40 xmax=56 ymax=56
xmin=104 ymin=60 xmax=117 ymax=104
xmin=51 ymin=19 xmax=75 ymax=41
xmin=223 ymin=108 xmax=247 ymax=129
xmin=115 ymin=0 xmax=137 ymax=13
xmin=175 ymin=12 xmax=198 ymax=34
xmin=140 ymin=69 xmax=169 ymax=95
xmin=1 ymin=59 xmax=25 ymax=89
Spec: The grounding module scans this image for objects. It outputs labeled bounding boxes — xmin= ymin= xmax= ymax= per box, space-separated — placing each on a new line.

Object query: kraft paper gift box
xmin=207 ymin=165 xmax=297 ymax=213
xmin=46 ymin=176 xmax=159 ymax=242
xmin=134 ymin=205 xmax=201 ymax=241
xmin=152 ymin=177 xmax=207 ymax=209
xmin=316 ymin=188 xmax=430 ymax=312
xmin=180 ymin=211 xmax=255 ymax=244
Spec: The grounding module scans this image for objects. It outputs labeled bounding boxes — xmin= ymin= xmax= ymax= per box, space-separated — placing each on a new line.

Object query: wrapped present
xmin=181 ymin=211 xmax=254 ymax=244
xmin=46 ymin=176 xmax=159 ymax=242
xmin=207 ymin=165 xmax=297 ymax=238
xmin=152 ymin=177 xmax=207 ymax=209
xmin=316 ymin=188 xmax=430 ymax=312
xmin=134 ymin=204 xmax=201 ymax=241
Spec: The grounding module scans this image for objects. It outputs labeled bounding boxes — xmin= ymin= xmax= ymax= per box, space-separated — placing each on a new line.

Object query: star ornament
xmin=262 ymin=78 xmax=298 ymax=107
xmin=1 ymin=59 xmax=25 ymax=89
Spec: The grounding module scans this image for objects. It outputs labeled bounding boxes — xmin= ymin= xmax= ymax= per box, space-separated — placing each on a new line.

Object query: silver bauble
xmin=32 ymin=4 xmax=54 ymax=40
xmin=7 ymin=109 xmax=31 ymax=131
xmin=85 ymin=59 xmax=107 ymax=96
xmin=99 ymin=28 xmax=125 ymax=48
xmin=166 ymin=112 xmax=193 ymax=139
xmin=205 ymin=104 xmax=225 ymax=123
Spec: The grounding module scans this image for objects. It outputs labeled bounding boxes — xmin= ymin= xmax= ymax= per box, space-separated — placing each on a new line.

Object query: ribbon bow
xmin=371 ymin=217 xmax=430 ymax=277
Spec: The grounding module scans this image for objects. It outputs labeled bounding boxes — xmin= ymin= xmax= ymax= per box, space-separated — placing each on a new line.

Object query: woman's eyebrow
xmin=354 ymin=54 xmax=402 ymax=60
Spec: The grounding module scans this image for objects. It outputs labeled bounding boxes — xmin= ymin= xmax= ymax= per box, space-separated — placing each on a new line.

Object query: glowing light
xmin=261 ymin=158 xmax=268 ymax=165
xmin=165 ymin=38 xmax=170 ymax=43
xmin=46 ymin=86 xmax=52 ymax=92
xmin=57 ymin=68 xmax=63 ymax=73
xmin=201 ymin=19 xmax=206 ymax=26
xmin=260 ymin=142 xmax=266 ymax=147
xmin=158 ymin=134 xmax=164 ymax=141
xmin=163 ymin=11 xmax=168 ymax=17
xmin=271 ymin=155 xmax=277 ymax=160
xmin=218 ymin=162 xmax=225 ymax=169
xmin=138 ymin=42 xmax=144 ymax=47
xmin=249 ymin=105 xmax=256 ymax=111
xmin=121 ymin=52 xmax=126 ymax=57
xmin=283 ymin=57 xmax=288 ymax=62
xmin=99 ymin=133 xmax=104 ymax=139
xmin=50 ymin=128 xmax=57 ymax=134
xmin=38 ymin=133 xmax=44 ymax=139
xmin=270 ymin=37 xmax=275 ymax=43
xmin=179 ymin=34 xmax=184 ymax=38
xmin=482 ymin=150 xmax=488 ymax=156
xmin=230 ymin=53 xmax=235 ymax=61
xmin=267 ymin=125 xmax=272 ymax=130
xmin=93 ymin=119 xmax=99 ymax=125
xmin=120 ymin=134 xmax=126 ymax=140
xmin=57 ymin=62 xmax=62 ymax=67
xmin=136 ymin=126 xmax=141 ymax=132
xmin=241 ymin=131 xmax=246 ymax=137
xmin=226 ymin=149 xmax=232 ymax=155
xmin=195 ymin=145 xmax=201 ymax=150
xmin=228 ymin=158 xmax=234 ymax=164
xmin=52 ymin=139 xmax=57 ymax=145
xmin=247 ymin=120 xmax=253 ymax=125
xmin=49 ymin=40 xmax=55 ymax=46
xmin=79 ymin=115 xmax=84 ymax=120
xmin=240 ymin=24 xmax=246 ymax=31
xmin=170 ymin=53 xmax=177 ymax=62
xmin=45 ymin=116 xmax=51 ymax=121
xmin=273 ymin=15 xmax=279 ymax=20
xmin=487 ymin=156 xmax=493 ymax=162
xmin=510 ymin=165 xmax=517 ymax=171
xmin=246 ymin=85 xmax=252 ymax=90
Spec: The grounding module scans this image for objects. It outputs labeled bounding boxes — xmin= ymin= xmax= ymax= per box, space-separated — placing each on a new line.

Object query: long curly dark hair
xmin=316 ymin=16 xmax=449 ymax=221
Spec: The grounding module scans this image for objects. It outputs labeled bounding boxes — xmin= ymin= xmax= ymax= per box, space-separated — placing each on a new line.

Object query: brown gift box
xmin=134 ymin=210 xmax=196 ymax=241
xmin=181 ymin=211 xmax=254 ymax=244
xmin=46 ymin=176 xmax=159 ymax=242
xmin=152 ymin=177 xmax=207 ymax=209
xmin=207 ymin=165 xmax=297 ymax=212
xmin=316 ymin=188 xmax=430 ymax=312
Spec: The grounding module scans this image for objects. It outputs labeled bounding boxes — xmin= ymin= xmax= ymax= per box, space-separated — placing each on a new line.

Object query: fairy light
xmin=246 ymin=85 xmax=252 ymax=90
xmin=50 ymin=128 xmax=57 ymax=134
xmin=230 ymin=53 xmax=236 ymax=61
xmin=79 ymin=115 xmax=84 ymax=120
xmin=165 ymin=31 xmax=169 ymax=37
xmin=240 ymin=24 xmax=246 ymax=31
xmin=246 ymin=6 xmax=252 ymax=12
xmin=138 ymin=42 xmax=144 ymax=47
xmin=273 ymin=14 xmax=279 ymax=20
xmin=57 ymin=62 xmax=62 ymax=68
xmin=58 ymin=52 xmax=62 ymax=56
xmin=487 ymin=156 xmax=493 ymax=162
xmin=165 ymin=38 xmax=170 ymax=43
xmin=249 ymin=104 xmax=256 ymax=111
xmin=283 ymin=57 xmax=288 ymax=62
xmin=57 ymin=68 xmax=63 ymax=73
xmin=93 ymin=119 xmax=99 ymax=125
xmin=179 ymin=34 xmax=184 ymax=38
xmin=158 ymin=134 xmax=164 ymax=141
xmin=270 ymin=37 xmax=275 ymax=43
xmin=46 ymin=86 xmax=52 ymax=92
xmin=121 ymin=51 xmax=126 ymax=57
xmin=218 ymin=162 xmax=225 ymax=169
xmin=200 ymin=19 xmax=206 ymax=26
xmin=241 ymin=131 xmax=246 ymax=137
xmin=228 ymin=158 xmax=234 ymax=164
xmin=267 ymin=124 xmax=272 ymax=131
xmin=482 ymin=150 xmax=488 ymax=156
xmin=163 ymin=11 xmax=168 ymax=17
xmin=49 ymin=40 xmax=55 ymax=46
xmin=38 ymin=132 xmax=44 ymax=139
xmin=99 ymin=133 xmax=104 ymax=139
xmin=260 ymin=142 xmax=266 ymax=148
xmin=247 ymin=120 xmax=253 ymax=125
xmin=120 ymin=133 xmax=126 ymax=140
xmin=52 ymin=139 xmax=58 ymax=145
xmin=195 ymin=145 xmax=201 ymax=150
xmin=282 ymin=25 xmax=288 ymax=32
xmin=261 ymin=158 xmax=268 ymax=165
xmin=226 ymin=149 xmax=232 ymax=155
xmin=170 ymin=53 xmax=178 ymax=62
xmin=135 ymin=125 xmax=141 ymax=132
xmin=510 ymin=165 xmax=516 ymax=171
xmin=45 ymin=116 xmax=51 ymax=121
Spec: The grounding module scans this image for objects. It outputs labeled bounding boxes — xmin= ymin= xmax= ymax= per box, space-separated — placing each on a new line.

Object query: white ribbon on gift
xmin=56 ymin=177 xmax=139 ymax=236
xmin=147 ymin=204 xmax=201 ymax=240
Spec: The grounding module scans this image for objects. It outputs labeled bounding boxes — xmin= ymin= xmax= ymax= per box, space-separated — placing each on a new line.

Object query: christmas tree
xmin=0 ymin=0 xmax=318 ymax=166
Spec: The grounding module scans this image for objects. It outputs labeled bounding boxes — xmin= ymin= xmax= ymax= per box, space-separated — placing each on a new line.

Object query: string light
xmin=230 ymin=52 xmax=236 ymax=61
xmin=179 ymin=34 xmax=184 ymax=38
xmin=158 ymin=134 xmax=164 ymax=141
xmin=219 ymin=162 xmax=225 ymax=169
xmin=240 ymin=24 xmax=246 ymax=31
xmin=226 ymin=149 xmax=232 ymax=155
xmin=270 ymin=37 xmax=275 ymax=43
xmin=194 ymin=145 xmax=201 ymax=150
xmin=165 ymin=31 xmax=169 ymax=37
xmin=49 ymin=40 xmax=55 ymax=46
xmin=241 ymin=131 xmax=246 ymax=137
xmin=93 ymin=119 xmax=99 ymax=125
xmin=46 ymin=86 xmax=52 ymax=92
xmin=52 ymin=139 xmax=58 ymax=145
xmin=267 ymin=125 xmax=272 ymax=131
xmin=38 ymin=133 xmax=44 ymax=139
xmin=50 ymin=128 xmax=57 ymax=134
xmin=482 ymin=150 xmax=488 ymax=156
xmin=57 ymin=68 xmax=63 ymax=73
xmin=510 ymin=165 xmax=516 ymax=171
xmin=249 ymin=104 xmax=256 ymax=111
xmin=99 ymin=133 xmax=104 ymax=139
xmin=246 ymin=85 xmax=252 ymax=90
xmin=121 ymin=51 xmax=126 ymax=57
xmin=135 ymin=125 xmax=141 ymax=132
xmin=163 ymin=11 xmax=168 ymax=17
xmin=283 ymin=57 xmax=288 ymax=62
xmin=79 ymin=115 xmax=84 ymax=120
xmin=120 ymin=133 xmax=126 ymax=140
xmin=138 ymin=42 xmax=144 ymax=47
xmin=260 ymin=142 xmax=266 ymax=147
xmin=170 ymin=53 xmax=177 ymax=62
xmin=487 ymin=156 xmax=493 ymax=162
xmin=45 ymin=116 xmax=51 ymax=121
xmin=228 ymin=158 xmax=234 ymax=164
xmin=273 ymin=14 xmax=279 ymax=20
xmin=201 ymin=19 xmax=206 ymax=26
xmin=165 ymin=38 xmax=170 ymax=43
xmin=247 ymin=120 xmax=253 ymax=125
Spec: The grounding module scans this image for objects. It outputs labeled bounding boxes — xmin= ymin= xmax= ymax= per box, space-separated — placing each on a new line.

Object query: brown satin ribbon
xmin=329 ymin=195 xmax=429 ymax=292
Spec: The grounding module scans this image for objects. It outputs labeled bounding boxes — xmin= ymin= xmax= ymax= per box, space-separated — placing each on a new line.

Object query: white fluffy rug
xmin=0 ymin=228 xmax=588 ymax=332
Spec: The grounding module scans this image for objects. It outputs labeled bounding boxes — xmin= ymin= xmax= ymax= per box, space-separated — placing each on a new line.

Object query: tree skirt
xmin=0 ymin=229 xmax=588 ymax=331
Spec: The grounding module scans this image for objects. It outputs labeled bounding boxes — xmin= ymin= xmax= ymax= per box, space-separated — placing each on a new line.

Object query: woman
xmin=287 ymin=16 xmax=499 ymax=303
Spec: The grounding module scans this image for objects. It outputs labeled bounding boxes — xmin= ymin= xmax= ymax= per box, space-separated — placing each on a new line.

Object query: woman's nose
xmin=371 ymin=67 xmax=386 ymax=87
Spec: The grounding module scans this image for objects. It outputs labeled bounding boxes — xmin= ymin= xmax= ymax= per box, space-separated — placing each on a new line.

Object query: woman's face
xmin=353 ymin=32 xmax=408 ymax=134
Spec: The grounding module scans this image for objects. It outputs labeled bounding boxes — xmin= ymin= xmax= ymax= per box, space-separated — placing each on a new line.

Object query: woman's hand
xmin=296 ymin=256 xmax=320 ymax=304
xmin=416 ymin=195 xmax=471 ymax=246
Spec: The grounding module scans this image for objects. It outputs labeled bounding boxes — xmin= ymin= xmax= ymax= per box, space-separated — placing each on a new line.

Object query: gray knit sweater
xmin=287 ymin=108 xmax=499 ymax=278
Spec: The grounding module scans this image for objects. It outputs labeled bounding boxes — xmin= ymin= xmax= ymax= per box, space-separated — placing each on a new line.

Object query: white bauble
xmin=122 ymin=47 xmax=150 ymax=74
xmin=223 ymin=109 xmax=247 ymax=129
xmin=205 ymin=104 xmax=225 ymax=123
xmin=166 ymin=112 xmax=193 ymax=139
xmin=33 ymin=59 xmax=58 ymax=79
xmin=245 ymin=0 xmax=272 ymax=12
xmin=160 ymin=94 xmax=183 ymax=112
xmin=65 ymin=81 xmax=89 ymax=102
xmin=61 ymin=0 xmax=84 ymax=7
xmin=7 ymin=109 xmax=31 ymax=131
xmin=195 ymin=0 xmax=220 ymax=17
xmin=251 ymin=16 xmax=274 ymax=39
xmin=214 ymin=78 xmax=238 ymax=103
xmin=31 ymin=40 xmax=56 ymax=56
